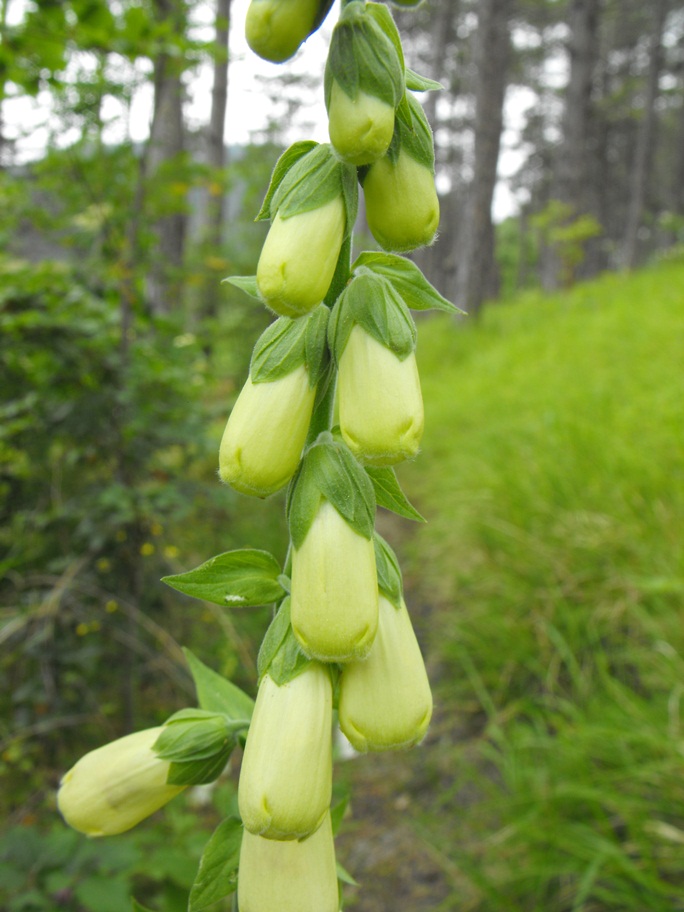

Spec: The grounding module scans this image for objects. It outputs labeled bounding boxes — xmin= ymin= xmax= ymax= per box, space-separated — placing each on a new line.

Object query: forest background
xmin=1 ymin=0 xmax=683 ymax=910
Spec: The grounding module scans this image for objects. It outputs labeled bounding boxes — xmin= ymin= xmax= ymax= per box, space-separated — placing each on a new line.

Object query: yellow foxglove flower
xmin=245 ymin=0 xmax=321 ymax=63
xmin=238 ymin=666 xmax=332 ymax=840
xmin=238 ymin=812 xmax=338 ymax=912
xmin=339 ymin=595 xmax=432 ymax=752
xmin=338 ymin=325 xmax=424 ymax=465
xmin=328 ymin=82 xmax=395 ymax=166
xmin=256 ymin=198 xmax=346 ymax=317
xmin=219 ymin=365 xmax=316 ymax=498
xmin=57 ymin=727 xmax=184 ymax=837
xmin=363 ymin=150 xmax=440 ymax=252
xmin=291 ymin=500 xmax=378 ymax=661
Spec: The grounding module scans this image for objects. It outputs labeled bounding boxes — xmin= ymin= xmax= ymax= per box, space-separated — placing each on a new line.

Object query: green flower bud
xmin=245 ymin=0 xmax=322 ymax=63
xmin=291 ymin=499 xmax=378 ymax=662
xmin=328 ymin=82 xmax=395 ymax=166
xmin=219 ymin=365 xmax=316 ymax=498
xmin=238 ymin=811 xmax=338 ymax=912
xmin=338 ymin=324 xmax=424 ymax=465
xmin=363 ymin=149 xmax=440 ymax=252
xmin=57 ymin=728 xmax=184 ymax=837
xmin=238 ymin=666 xmax=332 ymax=840
xmin=339 ymin=595 xmax=432 ymax=752
xmin=256 ymin=197 xmax=346 ymax=317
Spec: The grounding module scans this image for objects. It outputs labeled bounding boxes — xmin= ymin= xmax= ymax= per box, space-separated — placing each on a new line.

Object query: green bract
xmin=238 ymin=666 xmax=333 ymax=840
xmin=238 ymin=812 xmax=339 ymax=912
xmin=255 ymin=143 xmax=357 ymax=316
xmin=218 ymin=365 xmax=316 ymax=497
xmin=338 ymin=595 xmax=433 ymax=752
xmin=245 ymin=0 xmax=324 ymax=63
xmin=57 ymin=728 xmax=185 ymax=837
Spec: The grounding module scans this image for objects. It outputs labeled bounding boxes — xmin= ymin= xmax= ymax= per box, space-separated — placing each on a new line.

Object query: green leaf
xmin=250 ymin=306 xmax=329 ymax=388
xmin=373 ymin=533 xmax=404 ymax=607
xmin=256 ymin=140 xmax=318 ymax=221
xmin=183 ymin=649 xmax=255 ymax=721
xmin=272 ymin=143 xmax=342 ymax=219
xmin=132 ymin=900 xmax=157 ymax=912
xmin=222 ymin=275 xmax=260 ymax=300
xmin=166 ymin=746 xmax=233 ymax=787
xmin=353 ymin=252 xmax=462 ymax=315
xmin=394 ymin=91 xmax=435 ymax=170
xmin=365 ymin=465 xmax=426 ymax=522
xmin=257 ymin=599 xmax=312 ymax=686
xmin=336 ymin=861 xmax=359 ymax=886
xmin=309 ymin=438 xmax=376 ymax=540
xmin=188 ymin=818 xmax=243 ymax=912
xmin=163 ymin=549 xmax=286 ymax=608
xmin=344 ymin=271 xmax=417 ymax=359
xmin=405 ymin=67 xmax=443 ymax=92
xmin=154 ymin=711 xmax=234 ymax=762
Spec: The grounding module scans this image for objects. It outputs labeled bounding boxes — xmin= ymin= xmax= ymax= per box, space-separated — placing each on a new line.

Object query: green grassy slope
xmin=401 ymin=259 xmax=684 ymax=911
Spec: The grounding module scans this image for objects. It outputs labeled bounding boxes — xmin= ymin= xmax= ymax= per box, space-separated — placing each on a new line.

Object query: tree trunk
xmin=146 ymin=0 xmax=188 ymax=317
xmin=621 ymin=0 xmax=668 ymax=269
xmin=457 ymin=0 xmax=512 ymax=316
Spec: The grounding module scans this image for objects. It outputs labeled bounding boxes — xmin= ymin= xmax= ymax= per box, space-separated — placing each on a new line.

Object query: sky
xmin=5 ymin=0 xmax=523 ymax=220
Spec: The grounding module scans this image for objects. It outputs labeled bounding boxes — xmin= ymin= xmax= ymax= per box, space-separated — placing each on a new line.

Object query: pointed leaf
xmin=163 ymin=549 xmax=286 ymax=608
xmin=405 ymin=67 xmax=443 ymax=92
xmin=353 ymin=252 xmax=461 ymax=314
xmin=183 ymin=649 xmax=255 ymax=721
xmin=256 ymin=141 xmax=318 ymax=221
xmin=188 ymin=818 xmax=243 ymax=912
xmin=365 ymin=465 xmax=426 ymax=522
xmin=222 ymin=275 xmax=260 ymax=300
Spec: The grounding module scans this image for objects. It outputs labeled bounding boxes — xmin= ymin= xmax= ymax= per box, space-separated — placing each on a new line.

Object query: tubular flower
xmin=337 ymin=324 xmax=424 ymax=465
xmin=363 ymin=149 xmax=439 ymax=253
xmin=238 ymin=666 xmax=333 ymax=840
xmin=339 ymin=595 xmax=433 ymax=752
xmin=256 ymin=197 xmax=346 ymax=317
xmin=219 ymin=365 xmax=316 ymax=498
xmin=238 ymin=812 xmax=338 ymax=912
xmin=245 ymin=0 xmax=322 ymax=63
xmin=291 ymin=500 xmax=378 ymax=662
xmin=328 ymin=82 xmax=395 ymax=166
xmin=57 ymin=728 xmax=184 ymax=837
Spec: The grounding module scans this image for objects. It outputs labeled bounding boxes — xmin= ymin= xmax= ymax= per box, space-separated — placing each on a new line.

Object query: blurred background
xmin=1 ymin=0 xmax=683 ymax=910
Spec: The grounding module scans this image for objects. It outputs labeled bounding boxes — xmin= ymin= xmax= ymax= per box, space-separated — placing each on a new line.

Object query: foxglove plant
xmin=57 ymin=0 xmax=462 ymax=907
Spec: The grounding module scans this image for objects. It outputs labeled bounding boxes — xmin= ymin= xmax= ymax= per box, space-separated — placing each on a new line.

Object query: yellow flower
xmin=238 ymin=666 xmax=332 ymax=840
xmin=363 ymin=150 xmax=440 ymax=252
xmin=328 ymin=83 xmax=395 ymax=166
xmin=256 ymin=198 xmax=346 ymax=317
xmin=338 ymin=325 xmax=424 ymax=465
xmin=338 ymin=595 xmax=433 ymax=752
xmin=245 ymin=0 xmax=322 ymax=63
xmin=238 ymin=811 xmax=338 ymax=912
xmin=57 ymin=728 xmax=184 ymax=836
xmin=291 ymin=500 xmax=378 ymax=662
xmin=219 ymin=366 xmax=316 ymax=498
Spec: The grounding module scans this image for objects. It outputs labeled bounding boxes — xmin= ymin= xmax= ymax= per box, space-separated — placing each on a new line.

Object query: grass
xmin=399 ymin=258 xmax=684 ymax=911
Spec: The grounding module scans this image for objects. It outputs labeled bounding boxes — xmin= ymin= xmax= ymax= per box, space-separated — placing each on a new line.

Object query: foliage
xmin=403 ymin=259 xmax=684 ymax=910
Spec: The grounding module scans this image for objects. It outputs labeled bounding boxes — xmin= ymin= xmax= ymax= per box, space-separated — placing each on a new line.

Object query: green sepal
xmin=352 ymin=251 xmax=462 ymax=314
xmin=364 ymin=465 xmax=426 ymax=522
xmin=222 ymin=275 xmax=259 ymax=300
xmin=256 ymin=140 xmax=318 ymax=221
xmin=337 ymin=861 xmax=360 ymax=887
xmin=162 ymin=549 xmax=286 ymax=608
xmin=153 ymin=709 xmax=240 ymax=786
xmin=329 ymin=271 xmax=416 ymax=362
xmin=324 ymin=0 xmax=404 ymax=110
xmin=257 ymin=597 xmax=314 ymax=686
xmin=369 ymin=90 xmax=434 ymax=171
xmin=373 ymin=532 xmax=403 ymax=608
xmin=405 ymin=67 xmax=443 ymax=92
xmin=250 ymin=306 xmax=330 ymax=388
xmin=188 ymin=817 xmax=242 ymax=912
xmin=183 ymin=648 xmax=255 ymax=721
xmin=166 ymin=746 xmax=233 ymax=787
xmin=287 ymin=432 xmax=376 ymax=548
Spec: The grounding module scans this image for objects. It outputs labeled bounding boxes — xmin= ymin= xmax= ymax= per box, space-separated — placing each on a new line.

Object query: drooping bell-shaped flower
xmin=245 ymin=0 xmax=323 ymax=63
xmin=337 ymin=324 xmax=424 ymax=465
xmin=238 ymin=811 xmax=339 ymax=912
xmin=219 ymin=365 xmax=316 ymax=498
xmin=57 ymin=728 xmax=185 ymax=837
xmin=327 ymin=82 xmax=395 ymax=166
xmin=339 ymin=595 xmax=432 ymax=752
xmin=238 ymin=665 xmax=333 ymax=840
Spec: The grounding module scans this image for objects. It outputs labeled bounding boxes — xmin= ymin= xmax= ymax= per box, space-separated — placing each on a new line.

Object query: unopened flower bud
xmin=219 ymin=365 xmax=316 ymax=498
xmin=256 ymin=197 xmax=346 ymax=318
xmin=339 ymin=595 xmax=432 ymax=752
xmin=291 ymin=500 xmax=378 ymax=662
xmin=238 ymin=666 xmax=332 ymax=840
xmin=238 ymin=811 xmax=338 ymax=912
xmin=245 ymin=0 xmax=322 ymax=63
xmin=328 ymin=82 xmax=395 ymax=166
xmin=363 ymin=150 xmax=439 ymax=252
xmin=57 ymin=728 xmax=184 ymax=836
xmin=338 ymin=325 xmax=424 ymax=465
